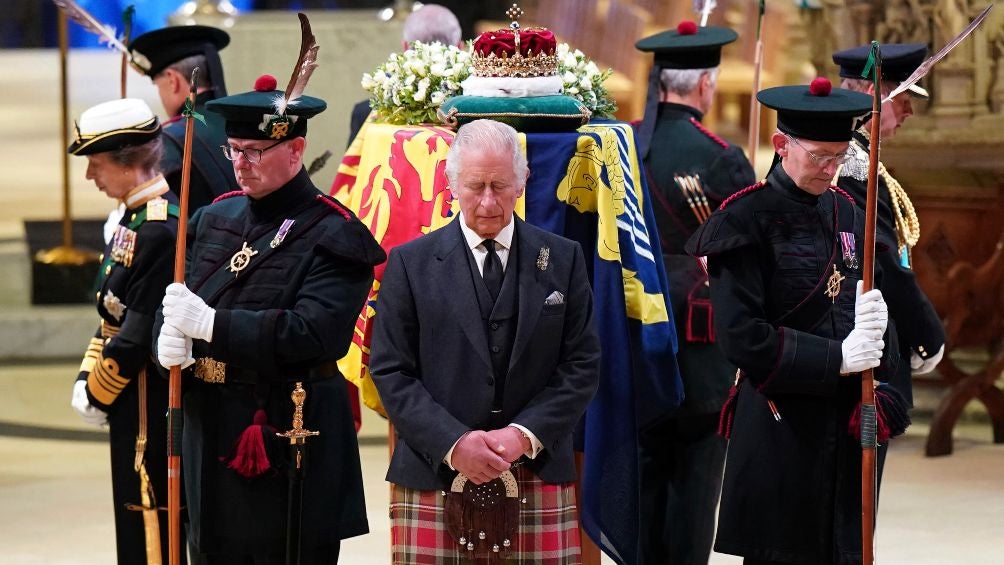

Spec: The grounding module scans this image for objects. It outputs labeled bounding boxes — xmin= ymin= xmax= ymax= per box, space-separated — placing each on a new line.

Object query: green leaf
xmin=182 ymin=98 xmax=207 ymax=126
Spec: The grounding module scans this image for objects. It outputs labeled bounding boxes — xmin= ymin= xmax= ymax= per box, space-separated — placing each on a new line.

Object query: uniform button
xmin=491 ymin=345 xmax=500 ymax=353
xmin=130 ymin=213 xmax=137 ymax=222
xmin=490 ymin=322 xmax=500 ymax=330
xmin=98 ymin=253 xmax=103 ymax=261
xmin=104 ymin=265 xmax=112 ymax=275
xmin=95 ymin=292 xmax=100 ymax=300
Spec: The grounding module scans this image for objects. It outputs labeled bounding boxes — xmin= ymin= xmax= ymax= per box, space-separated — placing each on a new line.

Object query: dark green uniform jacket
xmin=645 ymin=101 xmax=756 ymax=414
xmin=162 ymin=169 xmax=385 ymax=556
xmin=77 ymin=182 xmax=180 ymax=564
xmin=686 ymin=164 xmax=898 ymax=565
xmin=161 ymin=90 xmax=239 ymax=215
xmin=837 ymin=130 xmax=944 ymax=404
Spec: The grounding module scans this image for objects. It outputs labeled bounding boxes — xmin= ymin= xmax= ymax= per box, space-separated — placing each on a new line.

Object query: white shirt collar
xmin=457 ymin=213 xmax=515 ymax=252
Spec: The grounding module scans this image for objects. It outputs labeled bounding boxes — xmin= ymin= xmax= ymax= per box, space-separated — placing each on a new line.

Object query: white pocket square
xmin=544 ymin=291 xmax=564 ymax=306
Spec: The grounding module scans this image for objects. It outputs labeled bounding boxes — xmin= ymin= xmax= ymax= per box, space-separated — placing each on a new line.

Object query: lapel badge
xmin=103 ymin=289 xmax=126 ymax=322
xmin=270 ymin=218 xmax=296 ymax=249
xmin=228 ymin=241 xmax=259 ymax=276
xmin=146 ymin=197 xmax=169 ymax=221
xmin=537 ymin=246 xmax=550 ymax=271
xmin=824 ymin=264 xmax=845 ymax=303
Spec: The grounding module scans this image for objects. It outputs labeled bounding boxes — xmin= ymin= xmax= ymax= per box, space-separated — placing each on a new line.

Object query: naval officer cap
xmin=68 ymin=98 xmax=161 ymax=155
xmin=757 ymin=78 xmax=872 ymax=142
xmin=635 ymin=20 xmax=738 ymax=70
xmin=832 ymin=43 xmax=929 ymax=98
xmin=205 ymin=75 xmax=327 ymax=141
xmin=128 ymin=25 xmax=230 ymax=78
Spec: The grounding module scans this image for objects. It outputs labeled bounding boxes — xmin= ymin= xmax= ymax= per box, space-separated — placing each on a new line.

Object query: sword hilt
xmin=277 ymin=381 xmax=319 ymax=445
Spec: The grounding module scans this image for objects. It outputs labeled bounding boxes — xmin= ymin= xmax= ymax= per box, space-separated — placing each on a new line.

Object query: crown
xmin=470 ymin=3 xmax=558 ymax=78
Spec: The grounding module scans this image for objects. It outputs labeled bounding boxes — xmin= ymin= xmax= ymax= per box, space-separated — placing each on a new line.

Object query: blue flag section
xmin=524 ymin=122 xmax=684 ymax=564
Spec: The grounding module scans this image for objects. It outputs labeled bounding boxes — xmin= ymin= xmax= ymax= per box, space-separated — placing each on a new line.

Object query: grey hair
xmin=108 ymin=136 xmax=164 ymax=173
xmin=444 ymin=119 xmax=528 ymax=188
xmin=840 ymin=76 xmax=895 ymax=96
xmin=403 ymin=4 xmax=462 ymax=45
xmin=659 ymin=67 xmax=719 ymax=96
xmin=165 ymin=54 xmax=215 ymax=88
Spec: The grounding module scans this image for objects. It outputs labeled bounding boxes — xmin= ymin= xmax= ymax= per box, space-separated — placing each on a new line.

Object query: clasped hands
xmin=157 ymin=283 xmax=215 ymax=369
xmin=450 ymin=427 xmax=530 ymax=485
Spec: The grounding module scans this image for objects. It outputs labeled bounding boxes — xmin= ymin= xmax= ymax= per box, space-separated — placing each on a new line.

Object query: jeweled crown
xmin=470 ymin=3 xmax=558 ymax=78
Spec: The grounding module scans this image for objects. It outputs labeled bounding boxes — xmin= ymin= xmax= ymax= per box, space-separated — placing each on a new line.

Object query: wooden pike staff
xmin=120 ymin=5 xmax=135 ymax=98
xmin=859 ymin=41 xmax=882 ymax=565
xmin=168 ymin=67 xmax=200 ymax=565
xmin=746 ymin=0 xmax=765 ymax=169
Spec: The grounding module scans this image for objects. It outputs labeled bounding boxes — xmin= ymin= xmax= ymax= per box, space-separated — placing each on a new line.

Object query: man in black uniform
xmin=68 ymin=97 xmax=183 ymax=563
xmin=633 ymin=20 xmax=756 ymax=565
xmin=155 ymin=75 xmax=385 ymax=563
xmin=686 ymin=79 xmax=896 ymax=564
xmin=833 ymin=43 xmax=946 ymax=403
xmin=129 ymin=24 xmax=239 ymax=213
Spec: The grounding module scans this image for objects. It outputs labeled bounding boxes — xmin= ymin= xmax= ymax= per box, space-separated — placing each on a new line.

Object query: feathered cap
xmin=205 ymin=13 xmax=325 ymax=141
xmin=68 ymin=98 xmax=161 ymax=156
xmin=470 ymin=3 xmax=558 ymax=78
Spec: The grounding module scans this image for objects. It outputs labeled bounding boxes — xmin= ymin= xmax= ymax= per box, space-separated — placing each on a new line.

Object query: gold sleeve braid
xmin=78 ymin=337 xmax=104 ymax=374
xmin=87 ymin=352 xmax=131 ymax=406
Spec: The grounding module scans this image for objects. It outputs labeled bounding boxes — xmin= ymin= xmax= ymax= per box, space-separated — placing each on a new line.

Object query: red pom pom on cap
xmin=254 ymin=74 xmax=278 ymax=92
xmin=809 ymin=77 xmax=833 ymax=97
xmin=677 ymin=20 xmax=698 ymax=36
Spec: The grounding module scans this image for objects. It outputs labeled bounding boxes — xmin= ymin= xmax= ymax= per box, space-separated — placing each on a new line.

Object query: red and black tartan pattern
xmin=390 ymin=466 xmax=582 ymax=564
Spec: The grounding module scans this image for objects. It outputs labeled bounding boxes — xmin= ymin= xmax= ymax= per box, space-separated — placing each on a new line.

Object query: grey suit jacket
xmin=370 ymin=216 xmax=601 ymax=490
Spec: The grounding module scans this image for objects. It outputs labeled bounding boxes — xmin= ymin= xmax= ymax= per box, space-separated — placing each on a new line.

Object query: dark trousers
xmin=639 ymin=412 xmax=726 ymax=565
xmin=198 ymin=542 xmax=341 ymax=565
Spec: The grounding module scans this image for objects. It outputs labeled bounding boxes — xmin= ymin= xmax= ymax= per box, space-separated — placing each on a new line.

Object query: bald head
xmin=403 ymin=4 xmax=462 ymax=46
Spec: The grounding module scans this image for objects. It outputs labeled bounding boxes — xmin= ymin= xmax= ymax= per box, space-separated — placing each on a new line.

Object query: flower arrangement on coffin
xmin=361 ymin=40 xmax=617 ymax=126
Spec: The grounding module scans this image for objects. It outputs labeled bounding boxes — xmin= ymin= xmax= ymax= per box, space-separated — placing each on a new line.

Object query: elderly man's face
xmin=775 ymin=133 xmax=850 ymax=196
xmin=452 ymin=149 xmax=525 ymax=239
xmin=880 ymin=89 xmax=914 ymax=138
xmin=227 ymin=136 xmax=305 ymax=199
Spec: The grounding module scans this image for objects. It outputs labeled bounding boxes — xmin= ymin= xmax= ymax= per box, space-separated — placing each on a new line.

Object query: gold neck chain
xmin=858 ymin=129 xmax=921 ymax=256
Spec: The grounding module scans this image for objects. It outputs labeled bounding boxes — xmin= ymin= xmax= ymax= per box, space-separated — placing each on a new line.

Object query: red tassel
xmin=221 ymin=408 xmax=275 ymax=478
xmin=718 ymin=383 xmax=740 ymax=439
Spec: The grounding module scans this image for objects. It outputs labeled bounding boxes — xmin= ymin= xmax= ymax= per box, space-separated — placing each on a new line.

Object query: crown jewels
xmin=470 ymin=3 xmax=558 ymax=78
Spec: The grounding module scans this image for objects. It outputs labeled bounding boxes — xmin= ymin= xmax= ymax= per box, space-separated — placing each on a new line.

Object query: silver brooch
xmin=536 ymin=246 xmax=549 ymax=271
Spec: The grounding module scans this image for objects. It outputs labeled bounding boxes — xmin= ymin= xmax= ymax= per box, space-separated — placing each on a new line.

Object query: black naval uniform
xmin=639 ymin=101 xmax=756 ymax=565
xmin=837 ymin=130 xmax=944 ymax=404
xmin=161 ymin=90 xmax=239 ymax=215
xmin=76 ymin=179 xmax=182 ymax=564
xmin=161 ymin=168 xmax=384 ymax=562
xmin=685 ymin=164 xmax=898 ymax=565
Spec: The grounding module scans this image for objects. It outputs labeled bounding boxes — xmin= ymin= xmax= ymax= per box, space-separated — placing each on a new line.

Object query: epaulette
xmin=212 ymin=190 xmax=245 ymax=204
xmin=829 ymin=185 xmax=855 ymax=205
xmin=315 ymin=194 xmax=351 ymax=221
xmin=719 ymin=180 xmax=766 ymax=210
xmin=689 ymin=117 xmax=728 ymax=149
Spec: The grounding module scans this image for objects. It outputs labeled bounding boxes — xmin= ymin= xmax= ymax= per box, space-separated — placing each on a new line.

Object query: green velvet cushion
xmin=437 ymin=95 xmax=591 ymax=133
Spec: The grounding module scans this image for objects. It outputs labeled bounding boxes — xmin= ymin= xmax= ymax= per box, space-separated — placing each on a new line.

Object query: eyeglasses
xmin=221 ymin=140 xmax=285 ymax=164
xmin=784 ymin=135 xmax=851 ymax=167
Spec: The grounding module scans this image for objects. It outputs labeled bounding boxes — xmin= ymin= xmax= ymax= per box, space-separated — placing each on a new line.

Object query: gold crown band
xmin=470 ymin=52 xmax=559 ymax=78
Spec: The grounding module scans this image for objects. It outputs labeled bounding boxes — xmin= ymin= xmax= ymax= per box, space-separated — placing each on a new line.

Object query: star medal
xmin=824 ymin=264 xmax=845 ymax=303
xmin=839 ymin=231 xmax=859 ymax=269
xmin=270 ymin=219 xmax=295 ymax=249
xmin=102 ymin=289 xmax=126 ymax=322
xmin=146 ymin=197 xmax=168 ymax=221
xmin=228 ymin=241 xmax=259 ymax=276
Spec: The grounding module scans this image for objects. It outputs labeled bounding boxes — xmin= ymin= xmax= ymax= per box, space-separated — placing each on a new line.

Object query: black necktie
xmin=481 ymin=239 xmax=503 ymax=301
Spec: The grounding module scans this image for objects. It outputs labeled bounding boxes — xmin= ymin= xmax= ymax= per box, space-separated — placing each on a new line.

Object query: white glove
xmin=854 ymin=281 xmax=888 ymax=335
xmin=158 ymin=323 xmax=195 ymax=369
xmin=71 ymin=380 xmax=107 ymax=427
xmin=162 ymin=282 xmax=215 ymax=342
xmin=911 ymin=344 xmax=945 ymax=375
xmin=840 ymin=328 xmax=885 ymax=374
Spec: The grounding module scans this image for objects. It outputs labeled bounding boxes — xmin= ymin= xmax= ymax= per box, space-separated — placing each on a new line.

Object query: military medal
xmin=228 ymin=242 xmax=259 ymax=276
xmin=270 ymin=219 xmax=295 ymax=248
xmin=824 ymin=264 xmax=845 ymax=303
xmin=839 ymin=232 xmax=859 ymax=269
xmin=102 ymin=289 xmax=126 ymax=321
xmin=537 ymin=246 xmax=550 ymax=271
xmin=146 ymin=197 xmax=168 ymax=221
xmin=110 ymin=225 xmax=137 ymax=267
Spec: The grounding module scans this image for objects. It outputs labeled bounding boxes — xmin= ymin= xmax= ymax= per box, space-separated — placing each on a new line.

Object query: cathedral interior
xmin=0 ymin=0 xmax=1001 ymax=563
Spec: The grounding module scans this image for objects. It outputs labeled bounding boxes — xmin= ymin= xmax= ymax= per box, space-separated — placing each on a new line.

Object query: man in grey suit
xmin=370 ymin=119 xmax=600 ymax=563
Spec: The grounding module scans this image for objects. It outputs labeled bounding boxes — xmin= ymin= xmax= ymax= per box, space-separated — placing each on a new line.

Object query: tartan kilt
xmin=390 ymin=466 xmax=582 ymax=564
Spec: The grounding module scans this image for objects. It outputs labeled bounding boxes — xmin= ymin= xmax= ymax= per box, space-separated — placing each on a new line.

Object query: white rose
xmin=413 ymin=88 xmax=427 ymax=102
xmin=562 ymin=71 xmax=577 ymax=85
xmin=579 ymin=77 xmax=592 ymax=90
xmin=563 ymin=53 xmax=577 ymax=68
xmin=566 ymin=87 xmax=579 ymax=95
xmin=430 ymin=62 xmax=446 ymax=76
xmin=431 ymin=91 xmax=446 ymax=105
xmin=361 ymin=73 xmax=374 ymax=89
